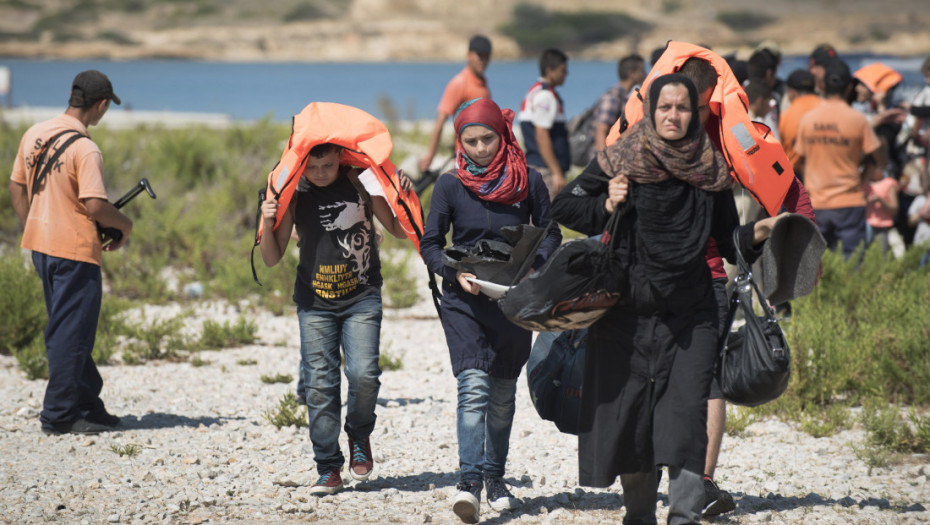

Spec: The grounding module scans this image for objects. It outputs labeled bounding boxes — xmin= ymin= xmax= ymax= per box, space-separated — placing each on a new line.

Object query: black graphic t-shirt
xmin=292 ymin=173 xmax=382 ymax=310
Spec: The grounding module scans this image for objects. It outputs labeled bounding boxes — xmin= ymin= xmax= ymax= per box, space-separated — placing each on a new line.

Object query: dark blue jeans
xmin=814 ymin=206 xmax=867 ymax=259
xmin=296 ymin=293 xmax=383 ymax=471
xmin=32 ymin=252 xmax=104 ymax=430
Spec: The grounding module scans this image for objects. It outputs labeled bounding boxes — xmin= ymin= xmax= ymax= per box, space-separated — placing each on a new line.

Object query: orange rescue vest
xmin=605 ymin=41 xmax=794 ymax=217
xmin=853 ymin=62 xmax=903 ymax=96
xmin=251 ymin=103 xmax=424 ymax=284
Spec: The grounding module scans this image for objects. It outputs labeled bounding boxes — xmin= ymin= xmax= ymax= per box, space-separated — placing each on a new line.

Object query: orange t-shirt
xmin=795 ymin=99 xmax=881 ymax=210
xmin=10 ymin=114 xmax=109 ymax=265
xmin=437 ymin=66 xmax=491 ymax=116
xmin=779 ymin=93 xmax=822 ymax=173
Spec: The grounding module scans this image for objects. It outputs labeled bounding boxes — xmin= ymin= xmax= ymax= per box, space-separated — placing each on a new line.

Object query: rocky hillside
xmin=0 ymin=0 xmax=928 ymax=61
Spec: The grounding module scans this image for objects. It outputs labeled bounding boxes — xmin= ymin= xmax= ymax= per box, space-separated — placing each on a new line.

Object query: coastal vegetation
xmin=0 ymin=121 xmax=928 ymax=460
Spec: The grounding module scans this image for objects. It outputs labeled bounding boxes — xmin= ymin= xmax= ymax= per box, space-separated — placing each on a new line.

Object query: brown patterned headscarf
xmin=597 ymin=73 xmax=732 ymax=193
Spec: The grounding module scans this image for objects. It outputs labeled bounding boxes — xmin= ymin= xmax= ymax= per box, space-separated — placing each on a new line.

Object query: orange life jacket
xmin=853 ymin=62 xmax=903 ymax=95
xmin=255 ymin=102 xmax=424 ymax=253
xmin=605 ymin=41 xmax=794 ymax=217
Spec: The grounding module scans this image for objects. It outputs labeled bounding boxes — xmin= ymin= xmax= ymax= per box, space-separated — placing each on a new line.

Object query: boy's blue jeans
xmin=456 ymin=368 xmax=518 ymax=483
xmin=296 ymin=293 xmax=382 ymax=471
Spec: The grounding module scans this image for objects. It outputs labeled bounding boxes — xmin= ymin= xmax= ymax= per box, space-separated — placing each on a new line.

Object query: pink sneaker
xmin=348 ymin=437 xmax=374 ymax=481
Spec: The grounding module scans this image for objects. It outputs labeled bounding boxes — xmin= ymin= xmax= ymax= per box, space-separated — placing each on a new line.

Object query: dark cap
xmin=786 ymin=69 xmax=815 ymax=92
xmin=468 ymin=35 xmax=492 ymax=55
xmin=809 ymin=44 xmax=837 ymax=67
xmin=824 ymin=59 xmax=852 ymax=91
xmin=69 ymin=70 xmax=121 ymax=107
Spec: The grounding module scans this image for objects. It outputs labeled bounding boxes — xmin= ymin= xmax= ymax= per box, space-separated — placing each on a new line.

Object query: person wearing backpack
xmin=519 ymin=48 xmax=570 ymax=198
xmin=259 ymin=142 xmax=413 ymax=497
xmin=9 ymin=70 xmax=132 ymax=436
xmin=420 ymin=98 xmax=561 ymax=523
xmin=589 ymin=54 xmax=646 ymax=163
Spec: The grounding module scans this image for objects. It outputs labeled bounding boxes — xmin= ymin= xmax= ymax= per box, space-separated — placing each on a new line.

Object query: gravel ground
xmin=1 ymin=292 xmax=928 ymax=525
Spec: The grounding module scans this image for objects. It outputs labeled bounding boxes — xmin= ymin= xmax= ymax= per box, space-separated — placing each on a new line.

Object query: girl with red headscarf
xmin=420 ymin=98 xmax=561 ymax=524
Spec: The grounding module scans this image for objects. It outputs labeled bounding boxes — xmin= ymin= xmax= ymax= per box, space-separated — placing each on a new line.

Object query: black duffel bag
xmin=526 ymin=329 xmax=587 ymax=434
xmin=499 ymin=204 xmax=628 ymax=332
xmin=717 ymin=229 xmax=791 ymax=406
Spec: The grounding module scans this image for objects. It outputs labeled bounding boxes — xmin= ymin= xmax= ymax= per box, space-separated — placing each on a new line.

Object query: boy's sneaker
xmin=485 ymin=476 xmax=518 ymax=511
xmin=348 ymin=436 xmax=374 ymax=481
xmin=452 ymin=480 xmax=481 ymax=524
xmin=309 ymin=468 xmax=343 ymax=496
xmin=702 ymin=476 xmax=735 ymax=516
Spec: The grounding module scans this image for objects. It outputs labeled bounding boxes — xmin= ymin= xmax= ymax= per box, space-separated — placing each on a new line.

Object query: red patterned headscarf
xmin=453 ymin=98 xmax=529 ymax=205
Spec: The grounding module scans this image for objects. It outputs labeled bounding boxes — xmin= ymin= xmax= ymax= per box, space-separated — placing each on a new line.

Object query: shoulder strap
xmin=30 ymin=130 xmax=87 ymax=204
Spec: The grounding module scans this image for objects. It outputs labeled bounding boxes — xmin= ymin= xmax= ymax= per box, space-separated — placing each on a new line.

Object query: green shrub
xmin=0 ymin=251 xmax=46 ymax=355
xmin=198 ymin=316 xmax=257 ymax=349
xmin=260 ymin=373 xmax=293 ymax=384
xmin=725 ymin=406 xmax=754 ymax=438
xmin=783 ymin=245 xmax=930 ymax=407
xmin=263 ymin=392 xmax=307 ymax=429
xmin=110 ymin=443 xmax=142 ymax=457
xmin=120 ymin=311 xmax=190 ymax=362
xmin=379 ymin=350 xmax=403 ymax=372
xmin=381 ymin=249 xmax=420 ymax=308
xmin=93 ymin=297 xmax=132 ymax=365
xmin=12 ymin=336 xmax=47 ymax=380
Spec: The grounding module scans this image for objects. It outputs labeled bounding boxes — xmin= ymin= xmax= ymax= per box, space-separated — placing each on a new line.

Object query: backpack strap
xmin=29 ymin=130 xmax=87 ymax=204
xmin=250 ymin=188 xmax=267 ymax=285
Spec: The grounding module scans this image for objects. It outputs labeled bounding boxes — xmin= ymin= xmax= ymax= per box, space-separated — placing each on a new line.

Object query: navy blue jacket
xmin=420 ymin=168 xmax=562 ymax=377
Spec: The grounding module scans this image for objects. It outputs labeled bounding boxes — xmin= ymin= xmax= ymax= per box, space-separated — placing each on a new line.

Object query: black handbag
xmin=717 ymin=229 xmax=791 ymax=407
xmin=499 ymin=203 xmax=628 ymax=332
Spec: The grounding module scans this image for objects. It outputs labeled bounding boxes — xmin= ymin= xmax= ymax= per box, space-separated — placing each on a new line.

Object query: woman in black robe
xmin=551 ymin=74 xmax=781 ymax=525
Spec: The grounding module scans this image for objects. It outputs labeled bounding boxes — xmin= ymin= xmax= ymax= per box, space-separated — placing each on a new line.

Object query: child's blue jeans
xmin=296 ymin=293 xmax=382 ymax=471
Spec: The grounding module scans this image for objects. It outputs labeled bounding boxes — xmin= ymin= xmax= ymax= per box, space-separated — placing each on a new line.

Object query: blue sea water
xmin=0 ymin=55 xmax=925 ymax=123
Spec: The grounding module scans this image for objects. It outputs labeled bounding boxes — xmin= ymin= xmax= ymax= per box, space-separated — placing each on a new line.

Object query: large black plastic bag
xmin=499 ymin=208 xmax=626 ymax=332
xmin=526 ymin=329 xmax=587 ymax=434
xmin=442 ymin=224 xmax=546 ymax=285
xmin=717 ymin=229 xmax=791 ymax=406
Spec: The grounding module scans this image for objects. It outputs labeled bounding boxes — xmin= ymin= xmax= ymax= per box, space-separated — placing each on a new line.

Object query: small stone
xmin=423 ymin=514 xmax=432 ymax=523
xmin=273 ymin=478 xmax=299 ymax=487
xmin=520 ymin=475 xmax=531 ymax=484
xmin=182 ymin=457 xmax=200 ymax=465
xmin=537 ymin=475 xmax=546 ymax=486
xmin=107 ymin=514 xmax=120 ymax=523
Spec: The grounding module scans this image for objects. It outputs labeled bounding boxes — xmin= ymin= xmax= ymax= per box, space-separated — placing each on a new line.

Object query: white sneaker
xmin=485 ymin=476 xmax=518 ymax=511
xmin=452 ymin=480 xmax=481 ymax=524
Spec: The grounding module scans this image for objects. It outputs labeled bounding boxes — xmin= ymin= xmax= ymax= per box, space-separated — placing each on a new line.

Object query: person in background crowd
xmin=864 ymin=159 xmax=900 ymax=255
xmin=589 ymin=54 xmax=646 ymax=161
xmin=899 ymin=57 xmax=930 ymax=245
xmin=519 ymin=48 xmax=570 ymax=198
xmin=809 ymin=44 xmax=838 ymax=95
xmin=9 ymin=70 xmax=131 ymax=436
xmin=419 ymin=35 xmax=493 ymax=174
xmin=779 ymin=69 xmax=821 ymax=180
xmin=747 ymin=48 xmax=781 ymax=136
xmin=796 ymin=59 xmax=886 ymax=259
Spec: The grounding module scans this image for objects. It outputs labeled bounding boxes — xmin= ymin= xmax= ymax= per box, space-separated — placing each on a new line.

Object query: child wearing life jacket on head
xmin=259 ymin=142 xmax=412 ymax=497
